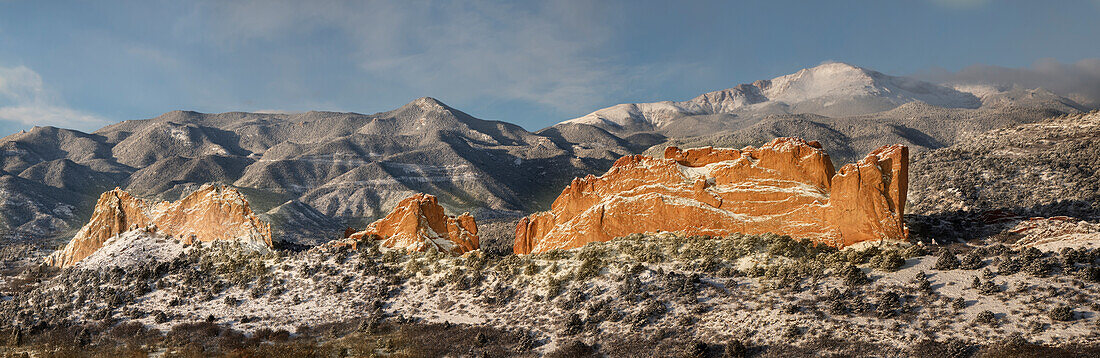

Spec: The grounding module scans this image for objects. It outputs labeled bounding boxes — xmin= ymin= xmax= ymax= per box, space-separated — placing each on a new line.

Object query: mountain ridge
xmin=0 ymin=65 xmax=1088 ymax=246
xmin=560 ymin=62 xmax=985 ymax=134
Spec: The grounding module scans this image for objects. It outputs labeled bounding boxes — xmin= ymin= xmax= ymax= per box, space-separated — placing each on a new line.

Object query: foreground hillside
xmin=901 ymin=110 xmax=1100 ymax=246
xmin=1 ymin=232 xmax=1098 ymax=356
xmin=909 ymin=110 xmax=1100 ymax=217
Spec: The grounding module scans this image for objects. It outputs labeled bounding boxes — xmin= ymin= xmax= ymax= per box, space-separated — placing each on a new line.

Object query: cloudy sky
xmin=1 ymin=0 xmax=1099 ymax=134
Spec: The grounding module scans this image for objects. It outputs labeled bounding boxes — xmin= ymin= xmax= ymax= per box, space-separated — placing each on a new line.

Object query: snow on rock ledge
xmin=45 ymin=184 xmax=272 ymax=267
xmin=1010 ymin=217 xmax=1100 ymax=251
xmin=514 ymin=137 xmax=909 ymax=254
xmin=345 ymin=193 xmax=479 ymax=255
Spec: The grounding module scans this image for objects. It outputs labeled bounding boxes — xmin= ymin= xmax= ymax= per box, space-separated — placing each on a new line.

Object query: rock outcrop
xmin=46 ymin=184 xmax=272 ymax=267
xmin=1009 ymin=217 xmax=1100 ymax=250
xmin=346 ymin=193 xmax=479 ymax=254
xmin=514 ymin=138 xmax=908 ymax=254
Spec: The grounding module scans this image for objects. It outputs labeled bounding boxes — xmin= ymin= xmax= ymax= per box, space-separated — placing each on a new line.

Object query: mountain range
xmin=0 ymin=62 xmax=1089 ymax=246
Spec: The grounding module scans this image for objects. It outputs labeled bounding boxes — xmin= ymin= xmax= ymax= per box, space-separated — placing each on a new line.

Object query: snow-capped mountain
xmin=561 ymin=62 xmax=982 ymax=133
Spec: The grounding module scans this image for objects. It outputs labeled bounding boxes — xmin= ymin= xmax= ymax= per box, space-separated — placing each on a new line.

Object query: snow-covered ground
xmin=7 ymin=232 xmax=1097 ymax=355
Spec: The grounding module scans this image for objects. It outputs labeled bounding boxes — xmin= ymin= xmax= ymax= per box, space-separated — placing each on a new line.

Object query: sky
xmin=1 ymin=0 xmax=1099 ymax=135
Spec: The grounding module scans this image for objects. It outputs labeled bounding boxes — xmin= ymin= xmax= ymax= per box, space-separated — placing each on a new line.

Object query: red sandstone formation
xmin=46 ymin=184 xmax=272 ymax=267
xmin=514 ymin=137 xmax=908 ymax=254
xmin=346 ymin=193 xmax=479 ymax=254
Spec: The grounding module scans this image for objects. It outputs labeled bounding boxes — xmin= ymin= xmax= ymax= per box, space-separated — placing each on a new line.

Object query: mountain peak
xmin=407 ymin=96 xmax=450 ymax=111
xmin=806 ymin=61 xmax=866 ymax=72
xmin=562 ymin=62 xmax=981 ymax=131
xmin=152 ymin=110 xmax=203 ymax=122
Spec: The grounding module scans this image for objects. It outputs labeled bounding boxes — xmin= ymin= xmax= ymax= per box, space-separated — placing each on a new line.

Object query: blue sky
xmin=1 ymin=0 xmax=1099 ymax=135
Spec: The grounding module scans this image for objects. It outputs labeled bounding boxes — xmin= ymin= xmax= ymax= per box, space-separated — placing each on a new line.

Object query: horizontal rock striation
xmin=347 ymin=193 xmax=479 ymax=254
xmin=514 ymin=137 xmax=908 ymax=254
xmin=46 ymin=184 xmax=272 ymax=267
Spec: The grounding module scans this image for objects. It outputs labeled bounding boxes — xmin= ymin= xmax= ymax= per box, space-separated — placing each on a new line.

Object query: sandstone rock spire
xmin=346 ymin=193 xmax=479 ymax=254
xmin=46 ymin=184 xmax=272 ymax=267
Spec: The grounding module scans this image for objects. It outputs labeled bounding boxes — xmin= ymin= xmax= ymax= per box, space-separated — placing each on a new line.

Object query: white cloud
xmin=0 ymin=65 xmax=110 ymax=130
xmin=918 ymin=58 xmax=1100 ymax=109
xmin=183 ymin=0 xmax=638 ymax=114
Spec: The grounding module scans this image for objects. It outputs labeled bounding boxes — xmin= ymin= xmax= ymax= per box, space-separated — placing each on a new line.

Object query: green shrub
xmin=933 ymin=249 xmax=960 ymax=270
xmin=1025 ymin=258 xmax=1055 ymax=277
xmin=874 ymin=291 xmax=902 ymax=318
xmin=1077 ymin=266 xmax=1100 ymax=282
xmin=977 ymin=280 xmax=1000 ymax=295
xmin=901 ymin=245 xmax=928 ymax=258
xmin=845 ymin=247 xmax=881 ymax=265
xmin=870 ymin=250 xmax=905 ymax=272
xmin=975 ymin=310 xmax=996 ymax=326
xmin=912 ymin=271 xmax=933 ymax=294
xmin=840 ymin=265 xmax=869 ymax=286
xmin=952 ymin=297 xmax=967 ymax=311
xmin=959 ymin=251 xmax=984 ymax=270
xmin=998 ymin=257 xmax=1022 ymax=275
xmin=573 ymin=257 xmax=604 ymax=280
xmin=1049 ymin=305 xmax=1074 ymax=322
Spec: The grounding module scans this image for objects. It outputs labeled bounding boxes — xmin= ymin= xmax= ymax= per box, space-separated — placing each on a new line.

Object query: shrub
xmin=523 ymin=262 xmax=538 ymax=276
xmin=909 ymin=338 xmax=972 ymax=358
xmin=154 ymin=311 xmax=169 ymax=324
xmin=547 ymin=340 xmax=597 ymax=358
xmin=825 ymin=293 xmax=848 ymax=315
xmin=952 ymin=297 xmax=967 ymax=311
xmin=840 ymin=265 xmax=869 ymax=286
xmin=1077 ymin=266 xmax=1100 ymax=282
xmin=977 ymin=280 xmax=1000 ymax=296
xmin=516 ymin=332 xmax=537 ymax=352
xmin=998 ymin=258 xmax=1022 ymax=275
xmin=912 ymin=271 xmax=933 ymax=294
xmin=975 ymin=310 xmax=996 ymax=326
xmin=870 ymin=250 xmax=905 ymax=272
xmin=573 ymin=257 xmax=604 ymax=280
xmin=1049 ymin=305 xmax=1074 ymax=322
xmin=1025 ymin=258 xmax=1055 ymax=278
xmin=875 ymin=291 xmax=902 ymax=318
xmin=782 ymin=325 xmax=803 ymax=338
xmin=959 ymin=251 xmax=984 ymax=270
xmin=725 ymin=340 xmax=750 ymax=358
xmin=902 ymin=245 xmax=928 ymax=259
xmin=933 ymin=249 xmax=960 ymax=270
xmin=561 ymin=312 xmax=583 ymax=335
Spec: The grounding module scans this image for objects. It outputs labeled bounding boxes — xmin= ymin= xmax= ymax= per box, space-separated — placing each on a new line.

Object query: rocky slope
xmin=44 ymin=184 xmax=271 ymax=267
xmin=908 ymin=110 xmax=1100 ymax=217
xmin=345 ymin=193 xmax=479 ymax=255
xmin=515 ymin=138 xmax=908 ymax=254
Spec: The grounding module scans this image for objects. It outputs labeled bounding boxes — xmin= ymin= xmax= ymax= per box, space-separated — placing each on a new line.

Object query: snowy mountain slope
xmin=561 ymin=62 xmax=983 ymax=133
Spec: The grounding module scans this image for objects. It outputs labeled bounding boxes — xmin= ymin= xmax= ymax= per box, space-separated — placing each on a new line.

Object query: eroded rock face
xmin=347 ymin=193 xmax=479 ymax=254
xmin=46 ymin=184 xmax=272 ymax=267
xmin=514 ymin=137 xmax=908 ymax=254
xmin=1010 ymin=217 xmax=1100 ymax=250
